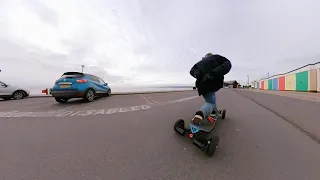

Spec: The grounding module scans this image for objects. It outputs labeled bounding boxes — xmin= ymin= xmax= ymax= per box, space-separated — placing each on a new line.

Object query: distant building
xmin=224 ymin=80 xmax=239 ymax=88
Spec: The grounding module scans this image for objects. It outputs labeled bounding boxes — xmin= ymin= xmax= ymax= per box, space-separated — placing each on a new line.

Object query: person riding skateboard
xmin=190 ymin=53 xmax=232 ymax=125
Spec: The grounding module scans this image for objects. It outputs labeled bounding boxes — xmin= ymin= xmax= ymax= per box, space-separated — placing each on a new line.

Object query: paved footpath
xmin=244 ymin=89 xmax=320 ymax=102
xmin=0 ymin=90 xmax=320 ymax=180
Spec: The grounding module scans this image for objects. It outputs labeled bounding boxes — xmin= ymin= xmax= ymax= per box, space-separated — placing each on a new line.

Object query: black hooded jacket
xmin=190 ymin=54 xmax=232 ymax=96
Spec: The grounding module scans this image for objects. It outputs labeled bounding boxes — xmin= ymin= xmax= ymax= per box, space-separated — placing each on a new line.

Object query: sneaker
xmin=208 ymin=109 xmax=218 ymax=123
xmin=211 ymin=108 xmax=219 ymax=116
xmin=192 ymin=111 xmax=204 ymax=125
xmin=213 ymin=108 xmax=218 ymax=114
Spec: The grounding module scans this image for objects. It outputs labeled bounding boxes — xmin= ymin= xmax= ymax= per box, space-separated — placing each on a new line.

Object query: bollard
xmin=42 ymin=89 xmax=48 ymax=95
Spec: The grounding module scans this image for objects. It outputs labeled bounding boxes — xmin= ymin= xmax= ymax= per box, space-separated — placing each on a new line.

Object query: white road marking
xmin=56 ymin=105 xmax=77 ymax=112
xmin=150 ymin=98 xmax=158 ymax=104
xmin=140 ymin=94 xmax=154 ymax=105
xmin=146 ymin=95 xmax=158 ymax=104
xmin=0 ymin=105 xmax=151 ymax=118
xmin=156 ymin=95 xmax=199 ymax=105
xmin=0 ymin=95 xmax=200 ymax=118
xmin=0 ymin=111 xmax=58 ymax=117
xmin=26 ymin=105 xmax=43 ymax=109
xmin=54 ymin=105 xmax=151 ymax=117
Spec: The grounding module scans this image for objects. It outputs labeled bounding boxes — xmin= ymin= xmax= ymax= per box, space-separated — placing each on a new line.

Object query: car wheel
xmin=106 ymin=89 xmax=111 ymax=97
xmin=55 ymin=97 xmax=69 ymax=103
xmin=84 ymin=89 xmax=95 ymax=102
xmin=13 ymin=90 xmax=26 ymax=100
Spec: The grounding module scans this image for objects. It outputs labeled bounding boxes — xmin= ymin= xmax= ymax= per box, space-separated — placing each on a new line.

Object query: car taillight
xmin=76 ymin=79 xmax=88 ymax=83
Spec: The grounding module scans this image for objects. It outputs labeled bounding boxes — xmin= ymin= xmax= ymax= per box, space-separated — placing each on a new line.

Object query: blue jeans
xmin=200 ymin=91 xmax=217 ymax=120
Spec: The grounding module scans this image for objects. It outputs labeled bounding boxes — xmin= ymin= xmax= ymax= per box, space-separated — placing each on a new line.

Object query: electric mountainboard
xmin=173 ymin=109 xmax=226 ymax=157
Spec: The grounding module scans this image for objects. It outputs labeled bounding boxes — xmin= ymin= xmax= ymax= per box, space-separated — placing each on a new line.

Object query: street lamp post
xmin=81 ymin=65 xmax=84 ymax=73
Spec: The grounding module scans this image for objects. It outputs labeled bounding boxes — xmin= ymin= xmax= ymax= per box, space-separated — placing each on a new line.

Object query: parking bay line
xmin=140 ymin=94 xmax=155 ymax=105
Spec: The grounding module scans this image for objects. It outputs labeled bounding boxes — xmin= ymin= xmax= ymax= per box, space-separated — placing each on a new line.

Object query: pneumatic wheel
xmin=55 ymin=97 xmax=69 ymax=103
xmin=13 ymin=90 xmax=26 ymax=100
xmin=206 ymin=136 xmax=219 ymax=157
xmin=221 ymin=109 xmax=226 ymax=120
xmin=106 ymin=89 xmax=111 ymax=97
xmin=174 ymin=119 xmax=186 ymax=136
xmin=84 ymin=89 xmax=95 ymax=102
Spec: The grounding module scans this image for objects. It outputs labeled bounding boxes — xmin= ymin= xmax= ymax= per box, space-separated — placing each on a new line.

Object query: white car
xmin=0 ymin=81 xmax=30 ymax=100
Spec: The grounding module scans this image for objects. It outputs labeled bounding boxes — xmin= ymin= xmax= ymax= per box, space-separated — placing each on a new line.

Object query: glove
xmin=200 ymin=74 xmax=214 ymax=84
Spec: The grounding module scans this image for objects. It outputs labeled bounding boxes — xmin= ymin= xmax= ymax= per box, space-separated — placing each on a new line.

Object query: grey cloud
xmin=2 ymin=0 xmax=320 ymax=89
xmin=0 ymin=38 xmax=67 ymax=67
xmin=0 ymin=38 xmax=125 ymax=89
xmin=23 ymin=0 xmax=59 ymax=26
xmin=85 ymin=66 xmax=125 ymax=83
xmin=134 ymin=44 xmax=153 ymax=55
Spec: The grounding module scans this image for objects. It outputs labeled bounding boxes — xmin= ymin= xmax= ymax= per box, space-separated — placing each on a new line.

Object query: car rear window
xmin=61 ymin=72 xmax=84 ymax=78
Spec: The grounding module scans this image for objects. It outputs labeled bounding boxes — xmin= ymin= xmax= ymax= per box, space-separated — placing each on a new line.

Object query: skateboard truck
xmin=193 ymin=139 xmax=207 ymax=150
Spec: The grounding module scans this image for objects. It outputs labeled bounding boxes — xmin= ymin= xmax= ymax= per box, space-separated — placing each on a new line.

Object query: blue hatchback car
xmin=51 ymin=72 xmax=111 ymax=103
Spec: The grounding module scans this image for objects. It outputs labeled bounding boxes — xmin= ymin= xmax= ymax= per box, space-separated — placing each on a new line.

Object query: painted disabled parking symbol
xmin=55 ymin=105 xmax=150 ymax=117
xmin=0 ymin=105 xmax=151 ymax=118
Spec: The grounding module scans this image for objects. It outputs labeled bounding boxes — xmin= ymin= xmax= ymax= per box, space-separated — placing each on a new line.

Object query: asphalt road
xmin=0 ymin=90 xmax=320 ymax=180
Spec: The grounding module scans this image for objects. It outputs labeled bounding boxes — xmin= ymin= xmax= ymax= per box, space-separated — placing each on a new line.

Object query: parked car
xmin=0 ymin=81 xmax=30 ymax=100
xmin=51 ymin=72 xmax=111 ymax=103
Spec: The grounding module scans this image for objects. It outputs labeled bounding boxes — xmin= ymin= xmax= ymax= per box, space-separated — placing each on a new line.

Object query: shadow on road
xmin=51 ymin=96 xmax=106 ymax=106
xmin=0 ymin=98 xmax=24 ymax=102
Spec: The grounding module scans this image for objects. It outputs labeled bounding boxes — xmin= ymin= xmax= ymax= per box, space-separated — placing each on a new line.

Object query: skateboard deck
xmin=187 ymin=114 xmax=218 ymax=133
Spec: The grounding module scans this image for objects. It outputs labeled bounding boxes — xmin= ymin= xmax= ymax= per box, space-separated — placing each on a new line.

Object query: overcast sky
xmin=1 ymin=0 xmax=320 ymax=89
